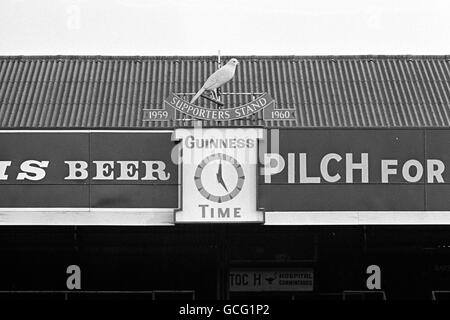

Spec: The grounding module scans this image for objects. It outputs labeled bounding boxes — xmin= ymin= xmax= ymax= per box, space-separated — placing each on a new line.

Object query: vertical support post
xmin=217 ymin=50 xmax=222 ymax=105
xmin=363 ymin=226 xmax=368 ymax=254
xmin=216 ymin=225 xmax=228 ymax=299
xmin=216 ymin=246 xmax=221 ymax=299
xmin=313 ymin=232 xmax=319 ymax=294
xmin=73 ymin=226 xmax=78 ymax=252
xmin=313 ymin=233 xmax=319 ymax=262
xmin=222 ymin=226 xmax=229 ymax=300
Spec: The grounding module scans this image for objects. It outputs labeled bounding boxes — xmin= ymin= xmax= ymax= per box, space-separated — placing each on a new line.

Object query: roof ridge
xmin=0 ymin=55 xmax=449 ymax=60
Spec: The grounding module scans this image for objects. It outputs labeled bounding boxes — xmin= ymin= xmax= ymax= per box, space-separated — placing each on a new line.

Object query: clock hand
xmin=216 ymin=160 xmax=229 ymax=192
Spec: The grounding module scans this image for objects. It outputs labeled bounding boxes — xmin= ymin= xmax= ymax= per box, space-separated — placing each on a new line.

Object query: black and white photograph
xmin=0 ymin=0 xmax=450 ymax=316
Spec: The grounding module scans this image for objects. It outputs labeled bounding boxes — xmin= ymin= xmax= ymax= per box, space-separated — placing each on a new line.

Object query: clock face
xmin=194 ymin=153 xmax=245 ymax=203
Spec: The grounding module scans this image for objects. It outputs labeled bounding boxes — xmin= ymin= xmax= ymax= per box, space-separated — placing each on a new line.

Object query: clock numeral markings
xmin=194 ymin=153 xmax=245 ymax=203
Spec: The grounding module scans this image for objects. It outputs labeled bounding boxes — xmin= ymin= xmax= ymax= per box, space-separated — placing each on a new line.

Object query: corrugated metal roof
xmin=1 ymin=55 xmax=450 ymax=128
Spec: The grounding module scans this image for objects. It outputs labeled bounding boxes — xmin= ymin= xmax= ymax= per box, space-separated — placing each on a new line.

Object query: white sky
xmin=0 ymin=0 xmax=449 ymax=56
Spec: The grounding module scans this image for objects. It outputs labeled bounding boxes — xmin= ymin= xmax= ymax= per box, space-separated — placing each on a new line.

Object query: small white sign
xmin=173 ymin=128 xmax=264 ymax=223
xmin=229 ymin=269 xmax=314 ymax=292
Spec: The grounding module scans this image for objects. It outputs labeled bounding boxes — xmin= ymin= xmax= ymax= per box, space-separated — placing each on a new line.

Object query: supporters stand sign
xmin=143 ymin=93 xmax=295 ymax=121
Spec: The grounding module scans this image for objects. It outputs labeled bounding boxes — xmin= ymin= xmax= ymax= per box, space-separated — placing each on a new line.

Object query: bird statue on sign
xmin=190 ymin=58 xmax=239 ymax=104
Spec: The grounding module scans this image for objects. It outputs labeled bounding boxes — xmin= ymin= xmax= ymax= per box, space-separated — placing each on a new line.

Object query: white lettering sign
xmin=229 ymin=269 xmax=314 ymax=292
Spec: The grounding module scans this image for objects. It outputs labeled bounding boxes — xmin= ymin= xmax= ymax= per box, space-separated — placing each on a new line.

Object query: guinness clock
xmin=194 ymin=153 xmax=245 ymax=203
xmin=174 ymin=128 xmax=263 ymax=223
